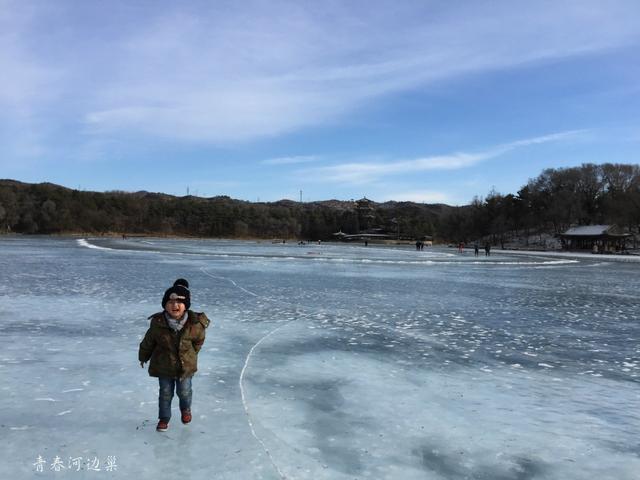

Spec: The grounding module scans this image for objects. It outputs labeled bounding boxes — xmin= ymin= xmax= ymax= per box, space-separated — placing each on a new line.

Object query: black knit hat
xmin=162 ymin=282 xmax=191 ymax=310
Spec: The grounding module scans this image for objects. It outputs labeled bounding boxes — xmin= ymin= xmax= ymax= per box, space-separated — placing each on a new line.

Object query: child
xmin=139 ymin=278 xmax=210 ymax=432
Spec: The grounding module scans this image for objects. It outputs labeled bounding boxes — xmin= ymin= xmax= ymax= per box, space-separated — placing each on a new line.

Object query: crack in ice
xmin=200 ymin=267 xmax=290 ymax=479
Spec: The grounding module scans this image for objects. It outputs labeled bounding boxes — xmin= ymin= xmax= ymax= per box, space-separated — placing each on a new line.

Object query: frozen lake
xmin=1 ymin=236 xmax=639 ymax=479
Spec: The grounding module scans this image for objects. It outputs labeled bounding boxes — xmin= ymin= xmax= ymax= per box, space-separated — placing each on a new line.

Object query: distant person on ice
xmin=139 ymin=278 xmax=210 ymax=432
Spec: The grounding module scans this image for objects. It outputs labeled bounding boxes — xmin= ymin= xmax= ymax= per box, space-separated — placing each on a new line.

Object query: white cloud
xmin=79 ymin=2 xmax=640 ymax=143
xmin=261 ymin=155 xmax=319 ymax=166
xmin=301 ymin=130 xmax=586 ymax=184
xmin=0 ymin=0 xmax=637 ymax=153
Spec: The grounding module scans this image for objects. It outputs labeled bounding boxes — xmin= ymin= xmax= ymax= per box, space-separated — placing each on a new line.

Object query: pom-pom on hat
xmin=162 ymin=283 xmax=191 ymax=310
xmin=173 ymin=278 xmax=189 ymax=289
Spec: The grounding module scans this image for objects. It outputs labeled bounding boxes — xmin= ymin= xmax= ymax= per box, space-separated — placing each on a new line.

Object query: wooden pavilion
xmin=559 ymin=225 xmax=632 ymax=253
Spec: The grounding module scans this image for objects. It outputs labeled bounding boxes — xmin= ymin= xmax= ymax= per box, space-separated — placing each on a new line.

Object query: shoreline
xmin=494 ymin=247 xmax=640 ymax=262
xmin=3 ymin=233 xmax=640 ymax=261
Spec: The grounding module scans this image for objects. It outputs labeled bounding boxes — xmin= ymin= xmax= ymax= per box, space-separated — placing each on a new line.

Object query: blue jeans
xmin=158 ymin=376 xmax=192 ymax=421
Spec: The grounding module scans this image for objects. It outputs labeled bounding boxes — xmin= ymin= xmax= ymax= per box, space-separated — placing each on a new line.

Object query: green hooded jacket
xmin=139 ymin=310 xmax=210 ymax=379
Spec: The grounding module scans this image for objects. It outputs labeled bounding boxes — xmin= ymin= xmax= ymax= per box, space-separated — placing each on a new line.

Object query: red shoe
xmin=181 ymin=409 xmax=192 ymax=424
xmin=156 ymin=419 xmax=169 ymax=432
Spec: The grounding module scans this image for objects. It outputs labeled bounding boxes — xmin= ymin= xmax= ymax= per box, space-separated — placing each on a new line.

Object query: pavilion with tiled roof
xmin=559 ymin=225 xmax=632 ymax=253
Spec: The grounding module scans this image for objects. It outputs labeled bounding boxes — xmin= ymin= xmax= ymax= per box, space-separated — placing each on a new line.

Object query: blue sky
xmin=1 ymin=0 xmax=639 ymax=205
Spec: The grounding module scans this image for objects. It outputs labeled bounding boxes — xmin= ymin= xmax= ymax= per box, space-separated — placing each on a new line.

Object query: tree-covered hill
xmin=0 ymin=179 xmax=446 ymax=240
xmin=437 ymin=163 xmax=640 ymax=245
xmin=1 ymin=162 xmax=638 ymax=244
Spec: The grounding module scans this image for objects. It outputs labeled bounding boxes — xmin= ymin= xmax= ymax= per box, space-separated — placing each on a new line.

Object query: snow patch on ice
xmin=76 ymin=238 xmax=113 ymax=251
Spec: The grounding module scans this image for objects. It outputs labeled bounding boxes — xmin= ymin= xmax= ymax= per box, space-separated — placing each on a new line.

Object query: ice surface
xmin=1 ymin=236 xmax=639 ymax=479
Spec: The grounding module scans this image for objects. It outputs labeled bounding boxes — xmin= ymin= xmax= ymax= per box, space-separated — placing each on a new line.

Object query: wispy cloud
xmin=0 ymin=2 xmax=57 ymax=112
xmin=301 ymin=130 xmax=587 ymax=184
xmin=1 ymin=1 xmax=637 ymax=148
xmin=261 ymin=155 xmax=319 ymax=166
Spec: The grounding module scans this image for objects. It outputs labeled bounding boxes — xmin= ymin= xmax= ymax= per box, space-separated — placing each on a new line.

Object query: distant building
xmin=356 ymin=197 xmax=376 ymax=231
xmin=559 ymin=225 xmax=631 ymax=253
xmin=332 ymin=230 xmax=394 ymax=242
xmin=334 ymin=197 xmax=426 ymax=243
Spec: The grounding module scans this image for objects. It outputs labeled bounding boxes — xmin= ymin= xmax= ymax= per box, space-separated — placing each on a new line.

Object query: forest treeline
xmin=438 ymin=163 xmax=640 ymax=243
xmin=0 ymin=179 xmax=446 ymax=240
xmin=1 ymin=163 xmax=638 ymax=243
